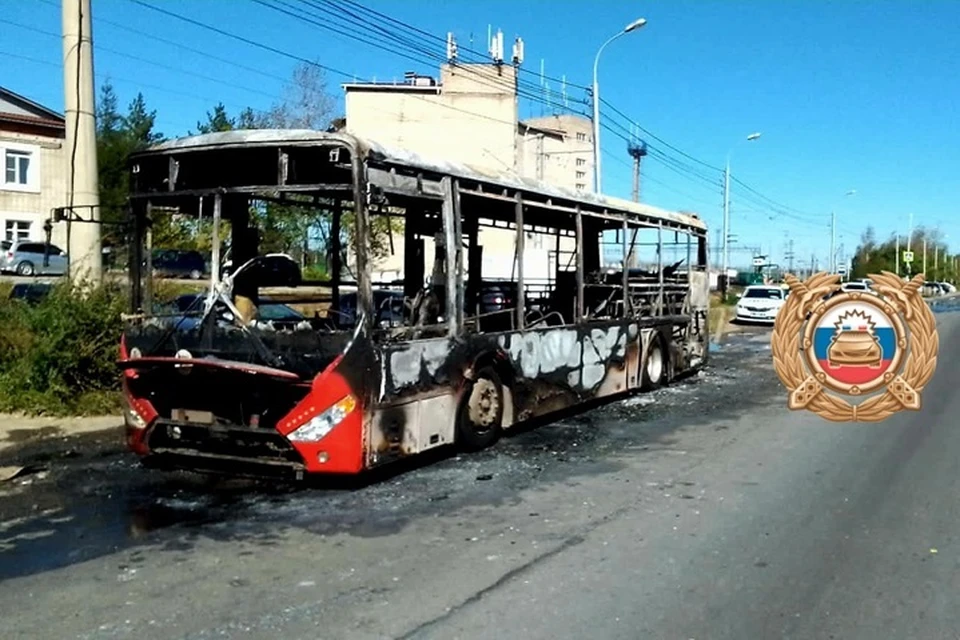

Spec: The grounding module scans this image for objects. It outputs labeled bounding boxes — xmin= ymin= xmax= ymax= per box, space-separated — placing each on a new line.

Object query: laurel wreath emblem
xmin=770 ymin=271 xmax=939 ymax=422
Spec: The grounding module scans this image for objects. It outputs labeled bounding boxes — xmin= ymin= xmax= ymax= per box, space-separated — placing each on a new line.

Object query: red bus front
xmin=120 ymin=324 xmax=374 ymax=479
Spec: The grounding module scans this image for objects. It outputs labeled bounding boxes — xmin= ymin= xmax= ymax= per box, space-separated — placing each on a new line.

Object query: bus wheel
xmin=457 ymin=366 xmax=504 ymax=451
xmin=641 ymin=337 xmax=667 ymax=391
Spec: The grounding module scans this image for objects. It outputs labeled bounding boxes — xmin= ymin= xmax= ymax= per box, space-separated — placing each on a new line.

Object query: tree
xmin=194 ymin=103 xmax=235 ymax=134
xmin=261 ymin=62 xmax=336 ymax=130
xmin=96 ymin=82 xmax=165 ymax=263
xmin=125 ymin=93 xmax=163 ymax=147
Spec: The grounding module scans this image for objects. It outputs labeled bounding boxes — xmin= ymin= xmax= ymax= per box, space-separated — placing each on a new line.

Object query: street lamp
xmin=592 ymin=17 xmax=647 ymax=194
xmin=830 ymin=189 xmax=856 ymax=273
xmin=720 ymin=132 xmax=762 ymax=290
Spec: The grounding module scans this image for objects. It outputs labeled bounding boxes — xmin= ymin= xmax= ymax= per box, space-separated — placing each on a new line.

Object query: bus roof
xmin=136 ymin=129 xmax=706 ymax=231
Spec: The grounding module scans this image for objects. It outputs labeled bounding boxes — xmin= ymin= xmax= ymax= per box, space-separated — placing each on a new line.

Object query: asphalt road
xmin=1 ymin=309 xmax=959 ymax=639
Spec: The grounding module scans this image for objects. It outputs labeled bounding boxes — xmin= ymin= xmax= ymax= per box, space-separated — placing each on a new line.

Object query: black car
xmin=7 ymin=282 xmax=53 ymax=304
xmin=149 ymin=249 xmax=207 ymax=280
xmin=170 ymin=293 xmax=306 ymax=330
xmin=336 ymin=289 xmax=405 ymax=329
xmin=223 ymin=253 xmax=302 ymax=288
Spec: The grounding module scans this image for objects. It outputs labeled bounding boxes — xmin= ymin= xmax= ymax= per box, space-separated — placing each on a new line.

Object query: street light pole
xmin=592 ymin=17 xmax=647 ymax=194
xmin=829 ymin=190 xmax=856 ymax=273
xmin=720 ymin=132 xmax=761 ymax=292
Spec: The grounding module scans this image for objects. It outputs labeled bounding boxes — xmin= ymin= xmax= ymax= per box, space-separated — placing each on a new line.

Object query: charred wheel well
xmin=469 ymin=349 xmax=516 ymax=390
xmin=652 ymin=326 xmax=673 ymax=379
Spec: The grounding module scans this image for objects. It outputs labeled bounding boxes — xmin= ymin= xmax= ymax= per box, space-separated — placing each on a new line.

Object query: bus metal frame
xmin=118 ymin=129 xmax=710 ymax=479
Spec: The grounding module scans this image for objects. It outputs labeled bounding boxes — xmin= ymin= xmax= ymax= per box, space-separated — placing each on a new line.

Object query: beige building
xmin=0 ymin=87 xmax=67 ymax=247
xmin=517 ymin=114 xmax=594 ymax=193
xmin=343 ymin=63 xmax=595 ymax=282
xmin=343 ymin=65 xmax=594 ymax=192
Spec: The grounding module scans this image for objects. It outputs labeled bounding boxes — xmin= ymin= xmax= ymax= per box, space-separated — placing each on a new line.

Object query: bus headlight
xmin=287 ymin=394 xmax=357 ymax=442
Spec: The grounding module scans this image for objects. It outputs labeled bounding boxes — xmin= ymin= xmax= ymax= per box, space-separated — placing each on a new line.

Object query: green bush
xmin=0 ymin=280 xmax=128 ymax=416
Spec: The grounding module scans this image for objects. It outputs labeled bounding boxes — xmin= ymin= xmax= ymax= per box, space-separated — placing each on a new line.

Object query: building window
xmin=576 ymin=171 xmax=586 ymax=179
xmin=4 ymin=150 xmax=32 ymax=186
xmin=4 ymin=220 xmax=31 ymax=242
xmin=576 ymin=158 xmax=586 ymax=167
xmin=575 ymin=183 xmax=585 ymax=191
xmin=576 ymin=132 xmax=587 ymax=142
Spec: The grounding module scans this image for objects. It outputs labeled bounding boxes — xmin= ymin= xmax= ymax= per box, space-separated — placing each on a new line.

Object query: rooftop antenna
xmin=447 ymin=32 xmax=458 ymax=62
xmin=491 ymin=28 xmax=504 ymax=64
xmin=539 ymin=59 xmax=545 ymax=116
xmin=561 ymin=74 xmax=568 ymax=108
xmin=512 ymin=36 xmax=524 ymax=66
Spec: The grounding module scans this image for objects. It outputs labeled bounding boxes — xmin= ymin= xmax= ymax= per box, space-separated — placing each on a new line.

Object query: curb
xmin=0 ymin=414 xmax=122 ymax=454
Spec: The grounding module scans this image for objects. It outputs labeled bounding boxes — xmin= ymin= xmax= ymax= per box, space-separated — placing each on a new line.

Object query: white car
xmin=840 ymin=281 xmax=870 ymax=293
xmin=734 ymin=285 xmax=788 ymax=324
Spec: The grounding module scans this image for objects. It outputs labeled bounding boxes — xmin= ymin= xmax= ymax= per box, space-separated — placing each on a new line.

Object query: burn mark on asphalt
xmin=0 ymin=332 xmax=777 ymax=582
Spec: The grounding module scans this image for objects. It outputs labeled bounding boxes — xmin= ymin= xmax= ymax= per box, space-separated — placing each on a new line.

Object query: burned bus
xmin=119 ymin=130 xmax=710 ymax=479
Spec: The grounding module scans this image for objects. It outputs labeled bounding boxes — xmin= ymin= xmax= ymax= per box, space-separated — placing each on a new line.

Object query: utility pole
xmin=627 ymin=139 xmax=647 ymax=202
xmin=62 ymin=0 xmax=101 ymax=283
xmin=830 ymin=211 xmax=836 ymax=273
xmin=906 ymin=212 xmax=913 ymax=277
xmin=785 ymin=238 xmax=795 ymax=274
xmin=721 ymin=162 xmax=730 ymax=287
xmin=895 ymin=234 xmax=900 ymax=276
xmin=591 ymin=18 xmax=647 ymax=195
xmin=923 ymin=236 xmax=927 ymax=277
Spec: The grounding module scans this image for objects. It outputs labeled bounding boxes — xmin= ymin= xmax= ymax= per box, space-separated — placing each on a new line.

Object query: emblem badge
xmin=771 ymin=271 xmax=939 ymax=421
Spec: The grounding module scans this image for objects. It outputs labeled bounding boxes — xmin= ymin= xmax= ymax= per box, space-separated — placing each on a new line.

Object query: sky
xmin=2 ymin=0 xmax=958 ymax=272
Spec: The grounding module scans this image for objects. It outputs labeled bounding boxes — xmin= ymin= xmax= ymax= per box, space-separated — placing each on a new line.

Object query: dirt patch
xmin=0 ymin=415 xmax=122 ymax=457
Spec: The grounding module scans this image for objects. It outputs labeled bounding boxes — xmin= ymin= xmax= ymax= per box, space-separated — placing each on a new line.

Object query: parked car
xmin=222 ymin=253 xmax=301 ymax=287
xmin=166 ymin=293 xmax=307 ymax=331
xmin=0 ymin=241 xmax=68 ymax=276
xmin=840 ymin=281 xmax=871 ymax=293
xmin=149 ymin=249 xmax=207 ymax=280
xmin=336 ymin=289 xmax=405 ymax=329
xmin=734 ymin=285 xmax=788 ymax=324
xmin=7 ymin=282 xmax=53 ymax=304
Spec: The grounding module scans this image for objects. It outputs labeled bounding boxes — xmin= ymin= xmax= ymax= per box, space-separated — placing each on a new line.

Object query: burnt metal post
xmin=129 ymin=202 xmax=143 ymax=313
xmin=622 ymin=216 xmax=630 ymax=317
xmin=441 ymin=177 xmax=459 ymax=336
xmin=351 ymin=147 xmax=373 ymax=334
xmin=330 ymin=198 xmax=342 ymax=315
xmin=144 ymin=201 xmax=153 ymax=314
xmin=452 ymin=180 xmax=465 ymax=333
xmin=210 ymin=193 xmax=222 ymax=288
xmin=575 ymin=205 xmax=584 ymax=323
xmin=514 ymin=191 xmax=525 ymax=330
xmin=657 ymin=221 xmax=664 ymax=315
xmin=686 ymin=230 xmax=693 ymax=315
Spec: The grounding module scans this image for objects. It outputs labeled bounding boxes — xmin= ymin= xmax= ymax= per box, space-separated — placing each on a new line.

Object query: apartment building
xmin=0 ymin=87 xmax=67 ymax=247
xmin=342 ymin=62 xmax=592 ymax=283
xmin=517 ymin=114 xmax=594 ymax=193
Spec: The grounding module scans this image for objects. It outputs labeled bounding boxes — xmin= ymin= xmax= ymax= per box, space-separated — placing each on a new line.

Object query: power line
xmin=333 ymin=0 xmax=590 ymax=93
xmin=1 ymin=17 xmax=281 ymax=101
xmin=129 ymin=0 xmax=357 ymax=80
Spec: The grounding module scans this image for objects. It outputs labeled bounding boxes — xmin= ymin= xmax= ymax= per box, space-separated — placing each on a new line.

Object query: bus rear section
xmin=118 ymin=129 xmax=709 ymax=479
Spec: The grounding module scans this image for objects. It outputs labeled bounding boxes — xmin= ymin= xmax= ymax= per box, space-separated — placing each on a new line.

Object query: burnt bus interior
xmin=122 ymin=132 xmax=708 ymax=434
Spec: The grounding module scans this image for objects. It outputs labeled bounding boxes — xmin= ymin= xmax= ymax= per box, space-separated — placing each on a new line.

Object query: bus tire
xmin=641 ymin=336 xmax=667 ymax=391
xmin=457 ymin=366 xmax=504 ymax=451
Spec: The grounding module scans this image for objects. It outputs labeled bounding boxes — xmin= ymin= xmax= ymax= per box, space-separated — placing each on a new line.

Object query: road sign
xmin=752 ymin=257 xmax=766 ymax=267
xmin=837 ymin=266 xmax=848 ymax=276
xmin=903 ymin=250 xmax=914 ymax=263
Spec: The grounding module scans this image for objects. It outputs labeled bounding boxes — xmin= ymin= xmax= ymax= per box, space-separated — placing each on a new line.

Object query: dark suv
xmin=149 ymin=249 xmax=207 ymax=280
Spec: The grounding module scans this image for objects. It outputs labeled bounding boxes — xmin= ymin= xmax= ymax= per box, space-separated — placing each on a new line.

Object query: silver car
xmin=0 ymin=240 xmax=69 ymax=276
